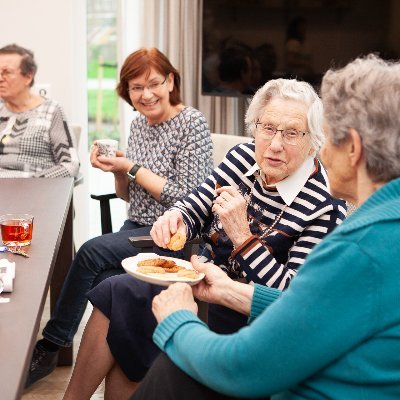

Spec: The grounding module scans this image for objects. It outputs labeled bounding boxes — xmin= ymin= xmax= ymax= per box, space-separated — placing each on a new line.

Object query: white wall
xmin=1 ymin=0 xmax=89 ymax=248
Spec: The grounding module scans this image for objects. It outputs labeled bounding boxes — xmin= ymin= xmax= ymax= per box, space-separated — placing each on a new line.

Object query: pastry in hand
xmin=167 ymin=231 xmax=187 ymax=251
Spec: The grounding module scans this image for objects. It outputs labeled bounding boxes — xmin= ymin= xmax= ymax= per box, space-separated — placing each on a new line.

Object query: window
xmin=87 ymin=0 xmax=119 ymax=147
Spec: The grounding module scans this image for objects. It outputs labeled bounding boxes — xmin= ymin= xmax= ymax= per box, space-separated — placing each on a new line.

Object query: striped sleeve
xmin=171 ymin=173 xmax=218 ymax=239
xmin=169 ymin=143 xmax=250 ymax=238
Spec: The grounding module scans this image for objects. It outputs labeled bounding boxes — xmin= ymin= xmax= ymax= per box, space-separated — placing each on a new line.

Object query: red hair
xmin=116 ymin=47 xmax=182 ymax=106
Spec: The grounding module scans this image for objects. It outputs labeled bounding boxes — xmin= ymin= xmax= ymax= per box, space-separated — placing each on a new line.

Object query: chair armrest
xmin=90 ymin=193 xmax=119 ymax=234
xmin=74 ymin=172 xmax=84 ymax=187
xmin=90 ymin=193 xmax=118 ymax=201
xmin=128 ymin=235 xmax=202 ymax=259
xmin=128 ymin=235 xmax=202 ymax=247
xmin=128 ymin=235 xmax=158 ymax=251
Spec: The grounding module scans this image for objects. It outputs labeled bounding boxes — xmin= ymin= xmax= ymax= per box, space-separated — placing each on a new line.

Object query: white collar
xmin=245 ymin=156 xmax=316 ymax=206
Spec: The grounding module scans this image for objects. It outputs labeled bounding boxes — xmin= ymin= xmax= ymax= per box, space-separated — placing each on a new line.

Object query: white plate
xmin=121 ymin=252 xmax=205 ymax=287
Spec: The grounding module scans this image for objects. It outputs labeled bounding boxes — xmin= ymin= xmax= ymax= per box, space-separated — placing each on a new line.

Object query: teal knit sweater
xmin=153 ymin=178 xmax=400 ymax=399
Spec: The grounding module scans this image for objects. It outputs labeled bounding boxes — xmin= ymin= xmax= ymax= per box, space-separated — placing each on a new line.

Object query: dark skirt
xmin=131 ymin=352 xmax=252 ymax=400
xmin=88 ymin=274 xmax=248 ymax=382
xmin=87 ymin=274 xmax=165 ymax=381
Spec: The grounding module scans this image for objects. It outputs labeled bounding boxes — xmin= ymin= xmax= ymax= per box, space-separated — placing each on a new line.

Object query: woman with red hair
xmin=26 ymin=48 xmax=213 ymax=391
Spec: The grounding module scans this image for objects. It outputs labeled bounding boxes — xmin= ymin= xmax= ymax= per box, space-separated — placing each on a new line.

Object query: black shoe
xmin=25 ymin=343 xmax=59 ymax=388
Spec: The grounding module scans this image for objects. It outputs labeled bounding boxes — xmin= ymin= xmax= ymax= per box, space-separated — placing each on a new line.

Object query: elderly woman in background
xmin=26 ymin=47 xmax=213 ymax=389
xmin=62 ymin=78 xmax=345 ymax=399
xmin=0 ymin=43 xmax=79 ymax=178
xmin=131 ymin=54 xmax=400 ymax=400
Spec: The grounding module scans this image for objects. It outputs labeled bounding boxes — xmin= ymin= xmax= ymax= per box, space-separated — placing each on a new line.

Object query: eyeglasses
xmin=255 ymin=121 xmax=308 ymax=146
xmin=128 ymin=76 xmax=168 ymax=94
xmin=0 ymin=68 xmax=20 ymax=79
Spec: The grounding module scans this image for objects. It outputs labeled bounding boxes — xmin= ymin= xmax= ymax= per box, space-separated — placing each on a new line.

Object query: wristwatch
xmin=127 ymin=164 xmax=142 ymax=181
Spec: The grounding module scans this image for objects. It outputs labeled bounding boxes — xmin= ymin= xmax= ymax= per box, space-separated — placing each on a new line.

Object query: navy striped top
xmin=171 ymin=142 xmax=346 ymax=290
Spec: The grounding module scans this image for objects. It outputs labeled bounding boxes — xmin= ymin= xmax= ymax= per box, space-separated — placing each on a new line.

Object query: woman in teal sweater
xmin=131 ymin=54 xmax=400 ymax=400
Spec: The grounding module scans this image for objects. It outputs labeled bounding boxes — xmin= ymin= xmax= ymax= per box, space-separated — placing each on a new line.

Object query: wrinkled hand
xmin=191 ymin=256 xmax=234 ymax=304
xmin=90 ymin=143 xmax=128 ymax=173
xmin=152 ymin=282 xmax=198 ymax=323
xmin=211 ymin=186 xmax=252 ymax=248
xmin=151 ymin=210 xmax=186 ymax=248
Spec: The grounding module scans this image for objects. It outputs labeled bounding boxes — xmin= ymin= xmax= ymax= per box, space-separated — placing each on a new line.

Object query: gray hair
xmin=321 ymin=54 xmax=400 ymax=183
xmin=0 ymin=43 xmax=37 ymax=87
xmin=245 ymin=78 xmax=324 ymax=155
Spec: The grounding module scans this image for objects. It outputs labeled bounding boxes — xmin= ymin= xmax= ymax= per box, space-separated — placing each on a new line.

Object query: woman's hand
xmin=151 ymin=210 xmax=186 ymax=248
xmin=152 ymin=282 xmax=198 ymax=323
xmin=212 ymin=186 xmax=252 ymax=248
xmin=191 ymin=256 xmax=235 ymax=304
xmin=192 ymin=255 xmax=255 ymax=316
xmin=90 ymin=143 xmax=130 ymax=173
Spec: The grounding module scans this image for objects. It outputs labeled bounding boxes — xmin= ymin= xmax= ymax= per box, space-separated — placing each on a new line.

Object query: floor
xmin=21 ymin=298 xmax=105 ymax=400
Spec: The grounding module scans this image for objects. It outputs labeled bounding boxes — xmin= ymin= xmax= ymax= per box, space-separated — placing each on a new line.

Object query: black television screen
xmin=202 ymin=0 xmax=398 ymax=97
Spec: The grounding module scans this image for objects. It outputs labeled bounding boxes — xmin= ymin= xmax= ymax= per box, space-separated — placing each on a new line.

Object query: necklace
xmin=224 ymin=180 xmax=289 ymax=275
xmin=257 ymin=204 xmax=288 ymax=240
xmin=243 ymin=179 xmax=288 ymax=238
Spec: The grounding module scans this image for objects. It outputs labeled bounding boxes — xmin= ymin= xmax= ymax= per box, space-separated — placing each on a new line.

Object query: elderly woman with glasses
xmin=131 ymin=54 xmax=400 ymax=400
xmin=61 ymin=78 xmax=345 ymax=399
xmin=0 ymin=43 xmax=79 ymax=178
xmin=26 ymin=47 xmax=213 ymax=388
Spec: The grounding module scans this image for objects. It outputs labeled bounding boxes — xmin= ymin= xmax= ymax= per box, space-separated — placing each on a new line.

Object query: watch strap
xmin=127 ymin=164 xmax=142 ymax=181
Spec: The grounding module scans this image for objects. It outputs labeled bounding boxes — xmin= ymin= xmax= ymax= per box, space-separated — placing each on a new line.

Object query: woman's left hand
xmin=152 ymin=283 xmax=198 ymax=323
xmin=212 ymin=186 xmax=252 ymax=248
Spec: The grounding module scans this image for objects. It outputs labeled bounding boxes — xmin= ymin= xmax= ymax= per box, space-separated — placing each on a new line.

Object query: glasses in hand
xmin=128 ymin=76 xmax=168 ymax=95
xmin=255 ymin=121 xmax=308 ymax=146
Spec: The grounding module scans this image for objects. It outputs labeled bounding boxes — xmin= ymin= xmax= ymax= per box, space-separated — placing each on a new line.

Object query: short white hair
xmin=321 ymin=54 xmax=400 ymax=183
xmin=245 ymin=79 xmax=324 ymax=155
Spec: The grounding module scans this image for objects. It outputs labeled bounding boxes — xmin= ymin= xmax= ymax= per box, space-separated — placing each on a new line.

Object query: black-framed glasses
xmin=128 ymin=76 xmax=168 ymax=94
xmin=255 ymin=121 xmax=308 ymax=146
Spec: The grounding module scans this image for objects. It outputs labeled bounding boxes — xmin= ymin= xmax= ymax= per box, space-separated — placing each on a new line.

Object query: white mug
xmin=96 ymin=139 xmax=118 ymax=157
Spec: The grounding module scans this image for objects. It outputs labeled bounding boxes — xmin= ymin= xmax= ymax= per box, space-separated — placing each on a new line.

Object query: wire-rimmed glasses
xmin=128 ymin=76 xmax=168 ymax=95
xmin=255 ymin=121 xmax=308 ymax=146
xmin=0 ymin=68 xmax=20 ymax=79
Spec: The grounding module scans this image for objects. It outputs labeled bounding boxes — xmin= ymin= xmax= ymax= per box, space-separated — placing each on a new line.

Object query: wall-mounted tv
xmin=202 ymin=0 xmax=398 ymax=97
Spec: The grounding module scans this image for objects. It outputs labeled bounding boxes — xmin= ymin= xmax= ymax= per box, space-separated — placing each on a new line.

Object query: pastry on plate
xmin=177 ymin=268 xmax=199 ymax=279
xmin=137 ymin=265 xmax=166 ymax=274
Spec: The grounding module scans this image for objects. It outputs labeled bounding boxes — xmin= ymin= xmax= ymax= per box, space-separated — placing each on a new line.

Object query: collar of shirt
xmin=245 ymin=156 xmax=315 ymax=206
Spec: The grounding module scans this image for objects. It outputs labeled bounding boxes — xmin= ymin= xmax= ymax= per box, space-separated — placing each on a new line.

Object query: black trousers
xmin=130 ymin=353 xmax=270 ymax=400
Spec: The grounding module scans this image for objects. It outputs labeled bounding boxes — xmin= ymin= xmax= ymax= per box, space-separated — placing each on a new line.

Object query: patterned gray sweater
xmin=0 ymin=99 xmax=79 ymax=178
xmin=126 ymin=106 xmax=213 ymax=225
